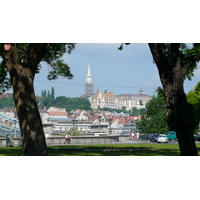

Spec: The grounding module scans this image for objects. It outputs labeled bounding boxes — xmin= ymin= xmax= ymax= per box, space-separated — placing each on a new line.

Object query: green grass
xmin=1 ymin=143 xmax=200 ymax=156
xmin=47 ymin=143 xmax=181 ymax=156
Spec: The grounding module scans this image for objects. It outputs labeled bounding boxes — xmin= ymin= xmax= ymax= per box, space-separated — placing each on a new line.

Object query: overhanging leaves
xmin=47 ymin=59 xmax=73 ymax=80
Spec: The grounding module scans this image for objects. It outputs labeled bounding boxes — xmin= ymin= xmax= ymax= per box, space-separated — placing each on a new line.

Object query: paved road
xmin=121 ymin=139 xmax=179 ymax=144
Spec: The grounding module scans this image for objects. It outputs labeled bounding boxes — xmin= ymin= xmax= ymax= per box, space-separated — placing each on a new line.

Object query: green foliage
xmin=38 ymin=94 xmax=91 ymax=113
xmin=63 ymin=127 xmax=85 ymax=136
xmin=119 ymin=43 xmax=200 ymax=81
xmin=4 ymin=143 xmax=200 ymax=156
xmin=0 ymin=96 xmax=15 ymax=108
xmin=51 ymin=87 xmax=55 ymax=99
xmin=0 ymin=43 xmax=76 ymax=94
xmin=40 ymin=87 xmax=55 ymax=107
xmin=187 ymin=82 xmax=200 ymax=130
xmin=0 ymin=59 xmax=11 ymax=93
xmin=163 ymin=43 xmax=200 ymax=80
xmin=118 ymin=43 xmax=130 ymax=51
xmin=47 ymin=60 xmax=73 ymax=80
xmin=0 ymin=88 xmax=91 ymax=112
xmin=136 ymin=89 xmax=169 ymax=134
xmin=131 ymin=107 xmax=146 ymax=116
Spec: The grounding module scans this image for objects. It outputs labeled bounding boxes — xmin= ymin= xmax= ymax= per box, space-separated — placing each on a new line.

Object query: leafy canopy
xmin=187 ymin=81 xmax=200 ymax=124
xmin=0 ymin=43 xmax=76 ymax=94
xmin=136 ymin=88 xmax=169 ymax=134
xmin=118 ymin=43 xmax=200 ymax=80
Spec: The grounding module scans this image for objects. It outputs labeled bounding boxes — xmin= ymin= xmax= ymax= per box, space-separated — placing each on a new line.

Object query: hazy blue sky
xmin=34 ymin=43 xmax=200 ymax=98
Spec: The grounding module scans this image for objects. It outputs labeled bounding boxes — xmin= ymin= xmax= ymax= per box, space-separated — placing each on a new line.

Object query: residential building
xmin=116 ymin=88 xmax=152 ymax=110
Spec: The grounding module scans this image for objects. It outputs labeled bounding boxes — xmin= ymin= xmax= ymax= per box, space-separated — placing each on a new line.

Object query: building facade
xmin=89 ymin=88 xmax=152 ymax=111
xmin=116 ymin=88 xmax=152 ymax=110
xmin=85 ymin=65 xmax=152 ymax=111
xmin=89 ymin=89 xmax=119 ymax=110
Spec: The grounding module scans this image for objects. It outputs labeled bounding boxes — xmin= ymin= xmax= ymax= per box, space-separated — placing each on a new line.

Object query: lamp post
xmin=108 ymin=118 xmax=112 ymax=135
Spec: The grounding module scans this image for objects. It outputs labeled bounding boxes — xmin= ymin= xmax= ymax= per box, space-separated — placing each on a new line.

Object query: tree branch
xmin=182 ymin=50 xmax=200 ymax=76
xmin=170 ymin=43 xmax=180 ymax=65
xmin=26 ymin=44 xmax=50 ymax=76
xmin=148 ymin=43 xmax=172 ymax=75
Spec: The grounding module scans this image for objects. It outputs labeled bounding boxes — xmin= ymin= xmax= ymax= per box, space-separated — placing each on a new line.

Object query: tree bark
xmin=148 ymin=43 xmax=198 ymax=156
xmin=3 ymin=44 xmax=48 ymax=155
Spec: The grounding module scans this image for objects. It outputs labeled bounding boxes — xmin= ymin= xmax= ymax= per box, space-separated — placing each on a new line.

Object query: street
xmin=121 ymin=139 xmax=179 ymax=144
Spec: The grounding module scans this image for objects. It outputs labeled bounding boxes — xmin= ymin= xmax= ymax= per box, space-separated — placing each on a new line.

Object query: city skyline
xmin=33 ymin=43 xmax=200 ymax=98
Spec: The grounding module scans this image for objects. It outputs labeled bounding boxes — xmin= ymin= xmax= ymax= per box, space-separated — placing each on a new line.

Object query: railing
xmin=0 ymin=131 xmax=21 ymax=137
xmin=0 ymin=137 xmax=22 ymax=147
xmin=0 ymin=135 xmax=120 ymax=147
xmin=47 ymin=135 xmax=120 ymax=145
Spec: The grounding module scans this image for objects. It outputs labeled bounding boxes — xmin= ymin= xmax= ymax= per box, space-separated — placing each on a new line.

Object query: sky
xmin=33 ymin=43 xmax=200 ymax=98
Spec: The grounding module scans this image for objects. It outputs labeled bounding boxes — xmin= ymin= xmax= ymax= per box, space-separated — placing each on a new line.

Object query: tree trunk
xmin=148 ymin=43 xmax=198 ymax=156
xmin=166 ymin=92 xmax=198 ymax=155
xmin=3 ymin=44 xmax=48 ymax=156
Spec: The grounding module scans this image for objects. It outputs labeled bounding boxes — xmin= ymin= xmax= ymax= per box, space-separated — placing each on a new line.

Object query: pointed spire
xmin=87 ymin=63 xmax=91 ymax=77
xmin=85 ymin=63 xmax=93 ymax=97
xmin=86 ymin=63 xmax=92 ymax=83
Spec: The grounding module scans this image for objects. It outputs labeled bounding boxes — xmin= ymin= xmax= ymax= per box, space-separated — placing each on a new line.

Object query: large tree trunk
xmin=148 ymin=43 xmax=198 ymax=156
xmin=3 ymin=44 xmax=48 ymax=156
xmin=166 ymin=91 xmax=198 ymax=155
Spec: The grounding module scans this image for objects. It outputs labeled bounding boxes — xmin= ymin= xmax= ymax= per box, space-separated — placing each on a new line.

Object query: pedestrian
xmin=136 ymin=132 xmax=140 ymax=140
xmin=45 ymin=132 xmax=49 ymax=143
xmin=129 ymin=131 xmax=133 ymax=140
xmin=64 ymin=133 xmax=71 ymax=144
xmin=131 ymin=131 xmax=135 ymax=140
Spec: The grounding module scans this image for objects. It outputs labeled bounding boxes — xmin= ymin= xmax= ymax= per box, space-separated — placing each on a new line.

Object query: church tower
xmin=85 ymin=64 xmax=93 ymax=97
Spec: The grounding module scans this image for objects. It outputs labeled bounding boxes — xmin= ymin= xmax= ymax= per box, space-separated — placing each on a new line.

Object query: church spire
xmin=86 ymin=63 xmax=92 ymax=83
xmin=85 ymin=63 xmax=93 ymax=97
xmin=87 ymin=63 xmax=91 ymax=77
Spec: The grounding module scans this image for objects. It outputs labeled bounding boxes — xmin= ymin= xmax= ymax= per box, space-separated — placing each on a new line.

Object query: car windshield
xmin=159 ymin=135 xmax=166 ymax=137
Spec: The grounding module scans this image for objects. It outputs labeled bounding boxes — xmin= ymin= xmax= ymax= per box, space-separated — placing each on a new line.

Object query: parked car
xmin=194 ymin=135 xmax=200 ymax=142
xmin=147 ymin=133 xmax=155 ymax=140
xmin=139 ymin=134 xmax=148 ymax=141
xmin=166 ymin=131 xmax=177 ymax=141
xmin=157 ymin=134 xmax=168 ymax=143
xmin=149 ymin=134 xmax=159 ymax=142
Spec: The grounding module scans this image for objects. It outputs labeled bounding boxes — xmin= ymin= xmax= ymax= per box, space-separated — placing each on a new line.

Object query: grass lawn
xmin=1 ymin=143 xmax=200 ymax=156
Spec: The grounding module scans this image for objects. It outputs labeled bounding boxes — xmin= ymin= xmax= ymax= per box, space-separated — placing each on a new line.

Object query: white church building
xmin=84 ymin=64 xmax=152 ymax=111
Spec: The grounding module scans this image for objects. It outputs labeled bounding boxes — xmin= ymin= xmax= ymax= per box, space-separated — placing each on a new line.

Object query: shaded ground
xmin=47 ymin=144 xmax=180 ymax=156
xmin=1 ymin=143 xmax=200 ymax=156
